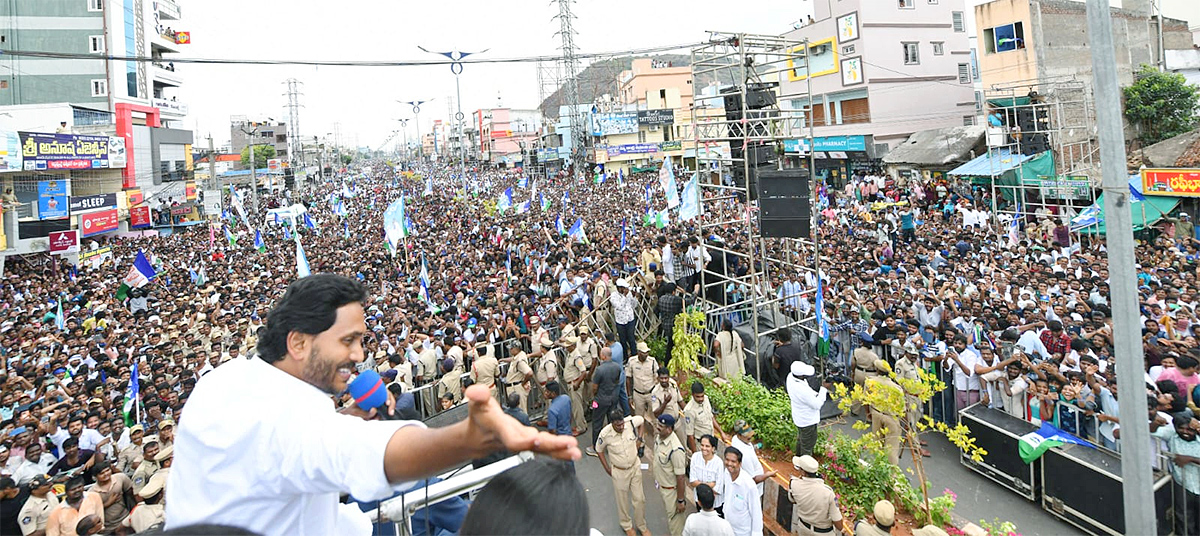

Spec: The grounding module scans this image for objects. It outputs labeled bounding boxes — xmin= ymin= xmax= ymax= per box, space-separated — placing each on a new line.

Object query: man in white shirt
xmin=728 ymin=421 xmax=775 ymax=498
xmin=786 ymin=362 xmax=829 ymax=457
xmin=717 ymin=446 xmax=762 ymax=536
xmin=683 ymin=483 xmax=733 ymax=536
xmin=47 ymin=414 xmax=108 ymax=454
xmin=946 ymin=334 xmax=981 ymax=413
xmin=166 ymin=275 xmax=579 ymax=536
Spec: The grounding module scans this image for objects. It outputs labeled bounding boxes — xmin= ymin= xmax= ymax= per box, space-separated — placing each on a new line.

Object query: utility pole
xmin=284 ymin=78 xmax=305 ymax=174
xmin=207 ymin=135 xmax=218 ymax=210
xmin=554 ymin=0 xmax=586 ymax=180
xmin=1087 ymin=1 xmax=1155 ymax=533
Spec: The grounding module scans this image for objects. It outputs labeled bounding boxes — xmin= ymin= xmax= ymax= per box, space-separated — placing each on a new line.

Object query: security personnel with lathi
xmin=789 ymin=455 xmax=847 ymax=536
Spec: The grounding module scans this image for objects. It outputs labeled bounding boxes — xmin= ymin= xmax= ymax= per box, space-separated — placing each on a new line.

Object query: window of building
xmin=89 ymin=36 xmax=104 ymax=53
xmin=932 ymin=42 xmax=945 ymax=55
xmin=276 ymin=134 xmax=286 ymax=143
xmin=88 ymin=0 xmax=103 ymax=11
xmin=986 ymin=22 xmax=1025 ymax=53
xmin=90 ymin=79 xmax=107 ymax=97
xmin=903 ymin=42 xmax=920 ymax=65
xmin=952 ymin=11 xmax=965 ymax=32
xmin=659 ymin=89 xmax=667 ymax=100
xmin=975 ymin=90 xmax=983 ymax=111
xmin=899 ymin=0 xmax=915 ymax=8
xmin=928 ymin=0 xmax=938 ymax=4
xmin=963 ymin=115 xmax=976 ymax=126
xmin=958 ymin=63 xmax=971 ymax=83
xmin=638 ymin=131 xmax=646 ymax=143
xmin=261 ymin=131 xmax=273 ymax=138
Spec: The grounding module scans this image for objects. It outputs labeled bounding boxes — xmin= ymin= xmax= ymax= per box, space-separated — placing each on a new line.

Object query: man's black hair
xmin=460 ymin=458 xmax=588 ymax=535
xmin=256 ymin=274 xmax=367 ymax=363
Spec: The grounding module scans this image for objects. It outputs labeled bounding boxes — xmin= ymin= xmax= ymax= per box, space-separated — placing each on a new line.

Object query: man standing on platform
xmin=653 ymin=414 xmax=689 ymax=536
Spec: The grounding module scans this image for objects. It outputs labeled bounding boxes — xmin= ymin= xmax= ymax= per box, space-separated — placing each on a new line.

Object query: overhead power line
xmin=0 ymin=42 xmax=704 ymax=68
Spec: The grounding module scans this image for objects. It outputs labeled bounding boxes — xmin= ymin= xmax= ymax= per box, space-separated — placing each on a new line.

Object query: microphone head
xmin=347 ymin=369 xmax=387 ymax=410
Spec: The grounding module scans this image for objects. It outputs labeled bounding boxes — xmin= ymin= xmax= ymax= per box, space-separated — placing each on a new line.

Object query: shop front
xmin=784 ymin=135 xmax=879 ymax=188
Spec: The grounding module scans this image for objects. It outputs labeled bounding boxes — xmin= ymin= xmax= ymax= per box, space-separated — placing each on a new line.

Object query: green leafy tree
xmin=1124 ymin=65 xmax=1200 ymax=146
xmin=341 ymin=154 xmax=353 ymax=165
xmin=240 ymin=145 xmax=277 ymax=169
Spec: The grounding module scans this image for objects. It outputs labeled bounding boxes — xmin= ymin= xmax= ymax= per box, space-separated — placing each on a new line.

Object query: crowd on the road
xmin=0 ymin=154 xmax=1198 ymax=536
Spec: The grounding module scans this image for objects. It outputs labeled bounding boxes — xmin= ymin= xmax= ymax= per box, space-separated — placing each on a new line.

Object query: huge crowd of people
xmin=0 ymin=155 xmax=1197 ymax=536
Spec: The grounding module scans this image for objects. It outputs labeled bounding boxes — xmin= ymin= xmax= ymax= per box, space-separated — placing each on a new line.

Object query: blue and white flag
xmin=54 ymin=296 xmax=65 ymax=331
xmin=556 ymin=215 xmax=566 ymax=236
xmin=618 ymin=168 xmax=625 ymax=185
xmin=1130 ymin=183 xmax=1147 ymax=202
xmin=562 ymin=190 xmax=570 ymax=206
xmin=620 ymin=219 xmax=627 ymax=251
xmin=122 ymin=362 xmax=140 ymax=426
xmin=296 ymin=237 xmax=311 ymax=278
xmin=515 ymin=201 xmax=530 ymax=214
xmin=424 ymin=175 xmax=433 ymax=196
xmin=518 ymin=176 xmax=528 ymax=189
xmin=815 ymin=276 xmax=830 ymax=341
xmin=659 ymin=157 xmax=680 ymax=208
xmin=1007 ymin=217 xmax=1020 ymax=248
xmin=498 ymin=187 xmax=514 ymax=214
xmin=568 ymin=218 xmax=587 ymax=243
xmin=253 ymin=229 xmax=266 ymax=253
xmin=343 ymin=222 xmax=350 ymax=239
xmin=304 ymin=212 xmax=318 ymax=231
xmin=679 ymin=172 xmax=701 ymax=222
xmin=384 ymin=198 xmax=409 ymax=249
xmin=283 ymin=225 xmax=292 ymax=240
xmin=644 ymin=184 xmax=652 ymax=208
xmin=540 ymin=193 xmax=551 ymax=212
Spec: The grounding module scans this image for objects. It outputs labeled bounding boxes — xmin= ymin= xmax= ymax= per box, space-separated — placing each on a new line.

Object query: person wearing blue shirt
xmin=607 ymin=332 xmax=631 ymax=416
xmin=544 ymin=381 xmax=575 ymax=473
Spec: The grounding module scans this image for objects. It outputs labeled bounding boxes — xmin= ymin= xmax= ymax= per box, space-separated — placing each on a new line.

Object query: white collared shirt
xmin=165 ymin=357 xmax=423 ymax=535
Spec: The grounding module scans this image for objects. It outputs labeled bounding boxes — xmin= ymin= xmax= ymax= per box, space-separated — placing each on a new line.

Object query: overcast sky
xmin=176 ymin=0 xmax=813 ymax=151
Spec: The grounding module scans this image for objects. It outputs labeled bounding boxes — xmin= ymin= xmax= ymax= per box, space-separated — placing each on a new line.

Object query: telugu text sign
xmin=1142 ymin=168 xmax=1200 ymax=197
xmin=48 ymin=230 xmax=79 ymax=254
xmin=129 ymin=206 xmax=152 ymax=229
xmin=20 ymin=132 xmax=122 ymax=171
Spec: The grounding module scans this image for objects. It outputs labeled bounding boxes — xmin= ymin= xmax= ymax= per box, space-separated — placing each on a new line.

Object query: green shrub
xmin=705 ymin=376 xmax=795 ymax=452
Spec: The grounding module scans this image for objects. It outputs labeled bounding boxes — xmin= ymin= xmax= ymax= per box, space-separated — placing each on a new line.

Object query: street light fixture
xmin=395 ymin=118 xmax=411 ymax=164
xmin=418 ymin=46 xmax=488 ymax=190
xmin=399 ymin=99 xmax=433 ymax=160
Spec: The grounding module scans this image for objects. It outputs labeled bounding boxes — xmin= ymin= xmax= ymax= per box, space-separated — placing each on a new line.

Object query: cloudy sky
xmin=176 ymin=0 xmax=813 ymax=151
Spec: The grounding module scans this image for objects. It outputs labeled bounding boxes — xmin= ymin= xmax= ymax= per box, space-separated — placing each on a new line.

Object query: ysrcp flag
xmin=117 ymin=250 xmax=156 ymax=301
xmin=1019 ymin=422 xmax=1093 ymax=463
xmin=497 ymin=187 xmax=514 ymax=214
xmin=383 ymin=198 xmax=408 ymax=248
xmin=659 ymin=157 xmax=680 ymax=208
xmin=296 ymin=237 xmax=312 ymax=278
xmin=679 ymin=172 xmax=701 ymax=222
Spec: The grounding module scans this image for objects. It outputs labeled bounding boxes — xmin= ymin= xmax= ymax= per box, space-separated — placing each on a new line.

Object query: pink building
xmin=473 ymin=108 xmax=542 ymax=166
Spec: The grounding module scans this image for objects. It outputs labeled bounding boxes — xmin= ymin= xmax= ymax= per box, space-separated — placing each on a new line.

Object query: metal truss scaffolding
xmin=689 ymin=32 xmax=822 ymax=380
xmin=980 ymin=79 xmax=1098 ymax=231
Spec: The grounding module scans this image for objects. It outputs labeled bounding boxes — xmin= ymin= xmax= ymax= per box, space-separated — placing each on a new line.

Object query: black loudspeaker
xmin=721 ymin=86 xmax=777 ymax=119
xmin=757 ymin=168 xmax=811 ymax=238
xmin=284 ymin=168 xmax=295 ymax=189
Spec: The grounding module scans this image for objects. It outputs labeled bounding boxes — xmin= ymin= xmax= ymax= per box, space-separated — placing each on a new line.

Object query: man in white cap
xmin=122 ymin=471 xmax=167 ymax=532
xmin=789 ymin=455 xmax=844 ymax=536
xmin=786 ymin=361 xmax=829 ymax=457
xmin=854 ymin=499 xmax=895 ymax=536
xmin=610 ymin=278 xmax=638 ymax=359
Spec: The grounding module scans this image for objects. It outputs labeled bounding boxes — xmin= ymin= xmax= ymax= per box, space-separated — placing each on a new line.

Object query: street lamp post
xmin=399 ymin=100 xmax=431 ymax=161
xmin=395 ymin=118 xmax=410 ymax=165
xmin=418 ymin=46 xmax=488 ymax=193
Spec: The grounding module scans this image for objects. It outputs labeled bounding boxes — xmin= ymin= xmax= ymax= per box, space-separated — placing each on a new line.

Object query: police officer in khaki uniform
xmin=17 ymin=474 xmax=58 ymax=536
xmin=651 ymin=366 xmax=686 ymax=448
xmin=578 ymin=325 xmax=599 ymax=403
xmin=122 ymin=472 xmax=166 ymax=533
xmin=682 ymin=381 xmax=716 ymax=453
xmin=117 ymin=424 xmax=147 ymax=475
xmin=851 ymin=334 xmax=880 ymax=417
xmin=561 ymin=336 xmax=588 ymax=435
xmin=437 ymin=358 xmax=463 ymax=405
xmin=131 ymin=441 xmax=161 ymax=495
xmin=789 ymin=455 xmax=846 ymax=536
xmin=502 ymin=340 xmax=534 ymax=413
xmin=470 ymin=346 xmax=501 ymax=401
xmin=653 ymin=414 xmax=689 ymax=536
xmin=854 ymin=500 xmax=895 ymax=536
xmin=627 ymin=342 xmax=658 ymax=440
xmin=867 ymin=360 xmax=903 ymax=466
xmin=597 ymin=410 xmax=649 ymax=536
xmin=895 ymin=344 xmax=924 ymax=428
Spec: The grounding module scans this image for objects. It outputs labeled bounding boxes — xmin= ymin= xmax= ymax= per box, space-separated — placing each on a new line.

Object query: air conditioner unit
xmin=648 ymin=124 xmax=659 ymax=131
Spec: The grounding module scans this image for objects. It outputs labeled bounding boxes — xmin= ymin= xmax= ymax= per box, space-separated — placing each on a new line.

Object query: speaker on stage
xmin=757 ymin=168 xmax=811 ymax=238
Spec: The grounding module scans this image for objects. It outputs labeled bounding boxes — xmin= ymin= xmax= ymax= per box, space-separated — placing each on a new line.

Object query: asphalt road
xmin=576 ymin=418 xmax=1085 ymax=535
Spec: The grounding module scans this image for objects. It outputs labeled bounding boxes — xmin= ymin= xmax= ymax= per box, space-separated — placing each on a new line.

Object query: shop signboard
xmin=125 ymin=188 xmax=144 ymax=206
xmin=660 ymin=140 xmax=682 ymax=152
xmin=171 ymin=203 xmax=195 ymax=216
xmin=638 ymin=110 xmax=674 ymax=126
xmin=79 ymin=245 xmax=113 ymax=269
xmin=69 ymin=193 xmax=118 ymax=213
xmin=130 ymin=205 xmax=152 ymax=229
xmin=785 ymin=135 xmax=869 ymax=154
xmin=21 ymin=132 xmax=124 ymax=170
xmin=185 ymin=182 xmax=198 ymax=200
xmin=1033 ymin=176 xmax=1091 ymax=201
xmin=80 ymin=208 xmax=119 ymax=237
xmin=589 ymin=112 xmax=639 ymax=136
xmin=37 ymin=180 xmax=69 ymax=219
xmin=1142 ymin=168 xmax=1200 ymax=197
xmin=48 ymin=230 xmax=79 ymax=254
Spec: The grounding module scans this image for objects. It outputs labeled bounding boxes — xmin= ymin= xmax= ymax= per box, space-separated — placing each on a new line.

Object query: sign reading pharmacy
xmin=1142 ymin=168 xmax=1200 ymax=197
xmin=21 ymin=132 xmax=127 ymax=170
xmin=784 ymin=135 xmax=869 ymax=154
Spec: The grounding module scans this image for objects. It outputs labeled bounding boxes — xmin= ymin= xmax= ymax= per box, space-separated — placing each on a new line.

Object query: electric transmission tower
xmin=554 ymin=0 xmax=586 ymax=178
xmin=284 ymin=78 xmax=305 ymax=167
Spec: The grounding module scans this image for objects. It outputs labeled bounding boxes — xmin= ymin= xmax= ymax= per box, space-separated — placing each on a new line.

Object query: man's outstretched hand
xmin=463 ymin=384 xmax=581 ymax=461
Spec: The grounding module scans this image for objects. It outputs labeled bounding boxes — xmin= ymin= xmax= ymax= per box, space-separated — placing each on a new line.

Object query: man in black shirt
xmin=587 ymin=347 xmax=623 ymax=456
xmin=0 ymin=476 xmax=29 ymax=536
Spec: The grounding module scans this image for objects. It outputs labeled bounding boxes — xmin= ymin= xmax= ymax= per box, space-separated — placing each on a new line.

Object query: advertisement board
xmin=69 ymin=193 xmax=118 ymax=213
xmin=37 ymin=180 xmax=69 ymax=219
xmin=130 ymin=205 xmax=152 ymax=229
xmin=79 ymin=245 xmax=113 ymax=269
xmin=1142 ymin=168 xmax=1200 ymax=197
xmin=1033 ymin=176 xmax=1091 ymax=201
xmin=267 ymin=159 xmax=282 ymax=172
xmin=638 ymin=110 xmax=675 ymax=126
xmin=21 ymin=132 xmax=123 ymax=170
xmin=48 ymin=230 xmax=79 ymax=254
xmin=80 ymin=208 xmax=119 ymax=237
xmin=170 ymin=203 xmax=195 ymax=216
xmin=125 ymin=188 xmax=144 ymax=206
xmin=590 ymin=112 xmax=639 ymax=136
xmin=185 ymin=182 xmax=197 ymax=200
